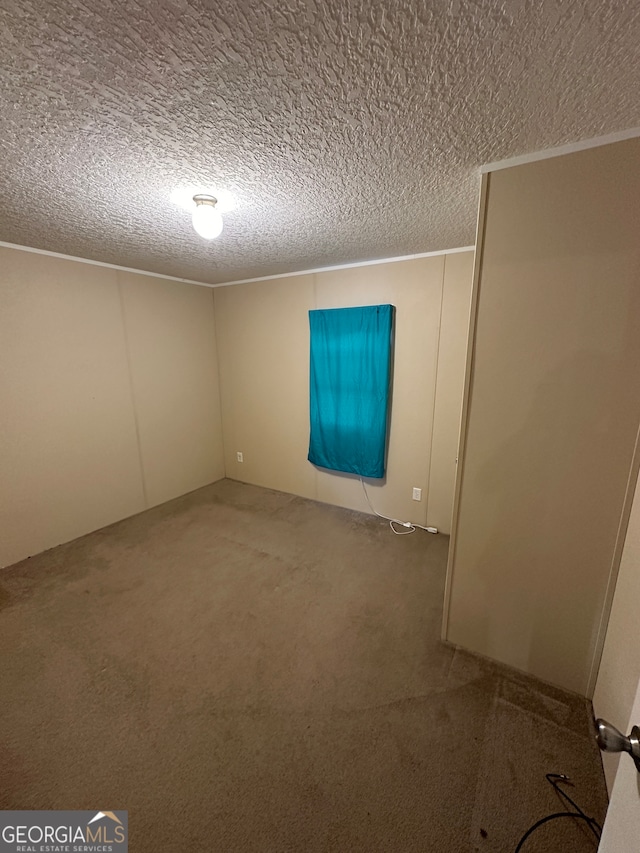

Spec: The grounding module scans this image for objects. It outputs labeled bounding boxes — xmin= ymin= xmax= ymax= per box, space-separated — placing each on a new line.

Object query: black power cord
xmin=513 ymin=774 xmax=602 ymax=852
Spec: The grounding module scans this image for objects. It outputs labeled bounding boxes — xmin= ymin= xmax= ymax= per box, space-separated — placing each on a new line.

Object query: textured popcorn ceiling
xmin=1 ymin=0 xmax=639 ymax=285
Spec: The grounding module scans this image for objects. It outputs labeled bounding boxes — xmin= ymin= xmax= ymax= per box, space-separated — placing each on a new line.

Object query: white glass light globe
xmin=192 ymin=203 xmax=223 ymax=240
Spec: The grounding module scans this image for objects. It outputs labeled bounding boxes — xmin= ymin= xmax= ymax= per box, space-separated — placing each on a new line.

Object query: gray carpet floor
xmin=0 ymin=479 xmax=608 ymax=851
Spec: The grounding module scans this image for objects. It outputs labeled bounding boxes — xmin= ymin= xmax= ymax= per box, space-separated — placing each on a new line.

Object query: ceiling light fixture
xmin=192 ymin=194 xmax=223 ymax=240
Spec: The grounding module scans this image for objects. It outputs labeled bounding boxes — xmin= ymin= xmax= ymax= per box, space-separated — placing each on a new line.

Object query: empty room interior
xmin=2 ymin=2 xmax=640 ymax=851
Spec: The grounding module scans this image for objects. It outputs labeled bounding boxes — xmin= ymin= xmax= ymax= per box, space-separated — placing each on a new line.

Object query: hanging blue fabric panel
xmin=308 ymin=304 xmax=394 ymax=479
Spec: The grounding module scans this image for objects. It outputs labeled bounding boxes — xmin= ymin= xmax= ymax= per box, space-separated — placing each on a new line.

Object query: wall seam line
xmin=117 ymin=273 xmax=149 ymax=507
xmin=312 ymin=272 xmax=318 ymax=502
xmin=424 ymin=256 xmax=446 ymax=528
xmin=211 ymin=287 xmax=228 ymax=480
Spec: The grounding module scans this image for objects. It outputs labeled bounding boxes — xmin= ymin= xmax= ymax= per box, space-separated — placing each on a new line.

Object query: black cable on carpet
xmin=513 ymin=773 xmax=602 ymax=852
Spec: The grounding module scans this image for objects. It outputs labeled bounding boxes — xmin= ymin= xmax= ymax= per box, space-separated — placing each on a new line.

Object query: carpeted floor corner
xmin=0 ymin=479 xmax=608 ymax=851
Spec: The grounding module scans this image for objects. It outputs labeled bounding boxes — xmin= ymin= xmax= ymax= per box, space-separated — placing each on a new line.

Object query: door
xmin=599 ymin=673 xmax=640 ymax=850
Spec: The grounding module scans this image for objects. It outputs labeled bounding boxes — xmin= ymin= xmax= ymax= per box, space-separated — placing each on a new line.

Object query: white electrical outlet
xmin=412 ymin=487 xmax=422 ymax=501
xmin=236 ymin=452 xmax=244 ymax=463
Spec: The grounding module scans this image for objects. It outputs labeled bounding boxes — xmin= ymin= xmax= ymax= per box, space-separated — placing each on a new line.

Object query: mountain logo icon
xmin=87 ymin=812 xmax=123 ymax=825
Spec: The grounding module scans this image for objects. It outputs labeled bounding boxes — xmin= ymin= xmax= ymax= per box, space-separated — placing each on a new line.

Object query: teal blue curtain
xmin=308 ymin=304 xmax=394 ymax=479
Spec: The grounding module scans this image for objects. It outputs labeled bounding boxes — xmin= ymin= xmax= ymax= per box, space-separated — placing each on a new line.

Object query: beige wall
xmin=445 ymin=138 xmax=640 ymax=696
xmin=1 ymin=244 xmax=471 ymax=568
xmin=215 ymin=274 xmax=317 ymax=500
xmin=214 ymin=252 xmax=473 ymax=532
xmin=428 ymin=251 xmax=474 ymax=532
xmin=119 ymin=272 xmax=225 ymax=508
xmin=594 ymin=471 xmax=640 ymax=792
xmin=0 ymin=248 xmax=225 ymax=568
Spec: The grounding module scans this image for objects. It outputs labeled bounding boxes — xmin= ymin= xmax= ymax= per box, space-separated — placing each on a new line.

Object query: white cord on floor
xmin=360 ymin=479 xmax=438 ymax=536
